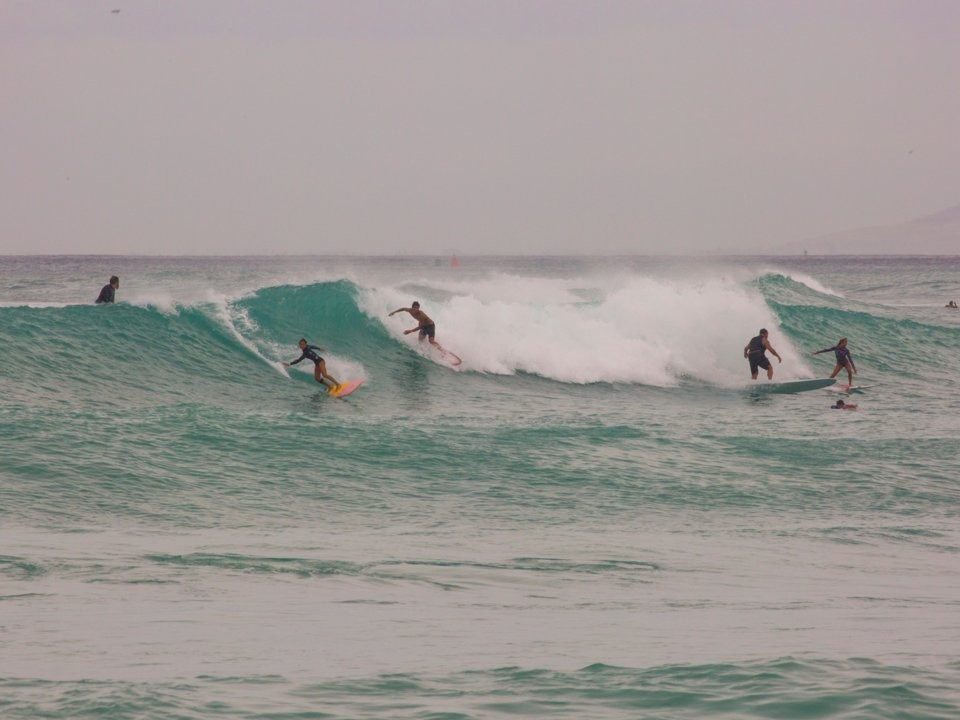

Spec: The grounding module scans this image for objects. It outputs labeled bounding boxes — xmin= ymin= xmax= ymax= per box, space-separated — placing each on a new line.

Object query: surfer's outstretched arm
xmin=765 ymin=340 xmax=782 ymax=363
xmin=284 ymin=351 xmax=307 ymax=367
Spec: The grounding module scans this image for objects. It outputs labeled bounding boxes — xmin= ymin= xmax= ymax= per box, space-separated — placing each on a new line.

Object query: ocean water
xmin=1 ymin=254 xmax=958 ymax=719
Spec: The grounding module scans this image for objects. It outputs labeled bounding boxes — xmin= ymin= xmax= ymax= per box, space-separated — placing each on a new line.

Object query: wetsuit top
xmin=289 ymin=345 xmax=324 ymax=366
xmin=95 ymin=284 xmax=115 ymax=304
xmin=746 ymin=335 xmax=766 ymax=356
xmin=819 ymin=345 xmax=853 ymax=365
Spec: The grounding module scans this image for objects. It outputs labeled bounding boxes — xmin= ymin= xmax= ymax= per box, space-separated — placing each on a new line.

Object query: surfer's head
xmin=110 ymin=275 xmax=119 ymax=288
xmin=759 ymin=328 xmax=768 ymax=337
xmin=298 ymin=338 xmax=307 ymax=348
xmin=834 ymin=399 xmax=845 ymax=408
xmin=412 ymin=301 xmax=420 ymax=308
xmin=838 ymin=337 xmax=847 ymax=346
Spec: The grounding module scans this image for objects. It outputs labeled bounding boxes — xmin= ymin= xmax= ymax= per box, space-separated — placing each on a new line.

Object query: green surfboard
xmin=749 ymin=378 xmax=836 ymax=394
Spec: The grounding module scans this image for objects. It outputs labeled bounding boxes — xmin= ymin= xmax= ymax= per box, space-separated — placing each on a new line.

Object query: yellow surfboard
xmin=327 ymin=379 xmax=364 ymax=398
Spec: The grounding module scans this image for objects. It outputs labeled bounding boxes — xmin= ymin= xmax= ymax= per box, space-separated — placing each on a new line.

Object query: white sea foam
xmin=0 ymin=300 xmax=71 ymax=308
xmin=364 ymin=270 xmax=816 ymax=387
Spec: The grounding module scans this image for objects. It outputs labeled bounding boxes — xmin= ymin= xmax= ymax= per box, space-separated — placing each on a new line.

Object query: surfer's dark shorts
xmin=419 ymin=324 xmax=436 ymax=339
xmin=750 ymin=355 xmax=770 ymax=374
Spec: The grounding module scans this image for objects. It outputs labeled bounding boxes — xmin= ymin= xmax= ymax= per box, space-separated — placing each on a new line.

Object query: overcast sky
xmin=2 ymin=1 xmax=959 ymax=256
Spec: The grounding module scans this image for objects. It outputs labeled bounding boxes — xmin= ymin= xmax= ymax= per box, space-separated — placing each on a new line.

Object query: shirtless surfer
xmin=283 ymin=339 xmax=341 ymax=389
xmin=743 ymin=328 xmax=782 ymax=380
xmin=389 ymin=301 xmax=440 ymax=347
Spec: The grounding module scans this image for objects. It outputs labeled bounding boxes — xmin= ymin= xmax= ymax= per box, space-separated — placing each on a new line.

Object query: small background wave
xmin=2 ymin=658 xmax=959 ymax=720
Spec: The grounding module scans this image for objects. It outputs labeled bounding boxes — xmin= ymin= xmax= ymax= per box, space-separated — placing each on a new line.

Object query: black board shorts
xmin=749 ymin=355 xmax=770 ymax=374
xmin=419 ymin=324 xmax=436 ymax=339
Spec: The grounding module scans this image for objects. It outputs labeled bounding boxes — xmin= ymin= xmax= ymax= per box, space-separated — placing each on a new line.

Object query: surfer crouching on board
xmin=283 ymin=339 xmax=341 ymax=390
xmin=744 ymin=328 xmax=782 ymax=380
xmin=389 ymin=301 xmax=440 ymax=347
xmin=812 ymin=337 xmax=857 ymax=386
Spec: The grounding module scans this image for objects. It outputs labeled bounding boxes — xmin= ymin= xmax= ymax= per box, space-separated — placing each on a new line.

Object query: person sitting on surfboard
xmin=832 ymin=399 xmax=857 ymax=410
xmin=283 ymin=339 xmax=341 ymax=390
xmin=743 ymin=328 xmax=782 ymax=380
xmin=95 ymin=275 xmax=119 ymax=304
xmin=812 ymin=337 xmax=857 ymax=386
xmin=389 ymin=301 xmax=440 ymax=347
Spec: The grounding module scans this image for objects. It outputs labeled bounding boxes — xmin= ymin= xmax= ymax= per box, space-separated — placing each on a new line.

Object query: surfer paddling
xmin=283 ymin=339 xmax=341 ymax=390
xmin=744 ymin=328 xmax=782 ymax=380
xmin=812 ymin=337 xmax=857 ymax=386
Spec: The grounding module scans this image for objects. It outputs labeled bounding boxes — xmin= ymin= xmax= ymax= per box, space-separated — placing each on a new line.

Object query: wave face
xmin=4 ymin=257 xmax=958 ymax=395
xmin=3 ymin=255 xmax=959 ymax=719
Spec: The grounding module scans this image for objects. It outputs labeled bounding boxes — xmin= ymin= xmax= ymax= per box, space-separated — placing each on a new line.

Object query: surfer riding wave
xmin=743 ymin=328 xmax=782 ymax=380
xmin=389 ymin=301 xmax=462 ymax=367
xmin=283 ymin=338 xmax=341 ymax=390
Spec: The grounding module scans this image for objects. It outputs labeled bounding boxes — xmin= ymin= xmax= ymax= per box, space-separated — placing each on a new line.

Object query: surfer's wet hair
xmin=412 ymin=301 xmax=420 ymax=307
xmin=759 ymin=328 xmax=768 ymax=336
xmin=298 ymin=338 xmax=307 ymax=344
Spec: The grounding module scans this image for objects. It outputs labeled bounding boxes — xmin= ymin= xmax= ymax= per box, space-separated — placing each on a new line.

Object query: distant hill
xmin=782 ymin=203 xmax=960 ymax=255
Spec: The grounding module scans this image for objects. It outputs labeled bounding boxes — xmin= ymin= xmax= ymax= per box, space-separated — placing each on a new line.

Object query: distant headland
xmin=782 ymin=203 xmax=960 ymax=255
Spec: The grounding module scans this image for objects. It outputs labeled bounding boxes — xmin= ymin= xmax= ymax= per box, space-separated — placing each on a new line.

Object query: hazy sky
xmin=3 ymin=1 xmax=959 ymax=255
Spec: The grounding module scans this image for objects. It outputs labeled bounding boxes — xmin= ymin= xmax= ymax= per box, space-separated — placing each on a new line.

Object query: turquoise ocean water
xmin=1 ymin=255 xmax=958 ymax=719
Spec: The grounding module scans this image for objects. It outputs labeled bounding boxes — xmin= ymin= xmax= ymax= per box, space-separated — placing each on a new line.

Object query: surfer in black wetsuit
xmin=95 ymin=276 xmax=119 ymax=304
xmin=812 ymin=337 xmax=857 ymax=386
xmin=283 ymin=338 xmax=341 ymax=389
xmin=743 ymin=328 xmax=782 ymax=380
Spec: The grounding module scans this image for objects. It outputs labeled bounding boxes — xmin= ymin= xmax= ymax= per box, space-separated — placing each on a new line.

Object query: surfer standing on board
xmin=389 ymin=301 xmax=440 ymax=347
xmin=812 ymin=337 xmax=857 ymax=386
xmin=744 ymin=328 xmax=782 ymax=380
xmin=389 ymin=301 xmax=463 ymax=367
xmin=283 ymin=339 xmax=341 ymax=390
